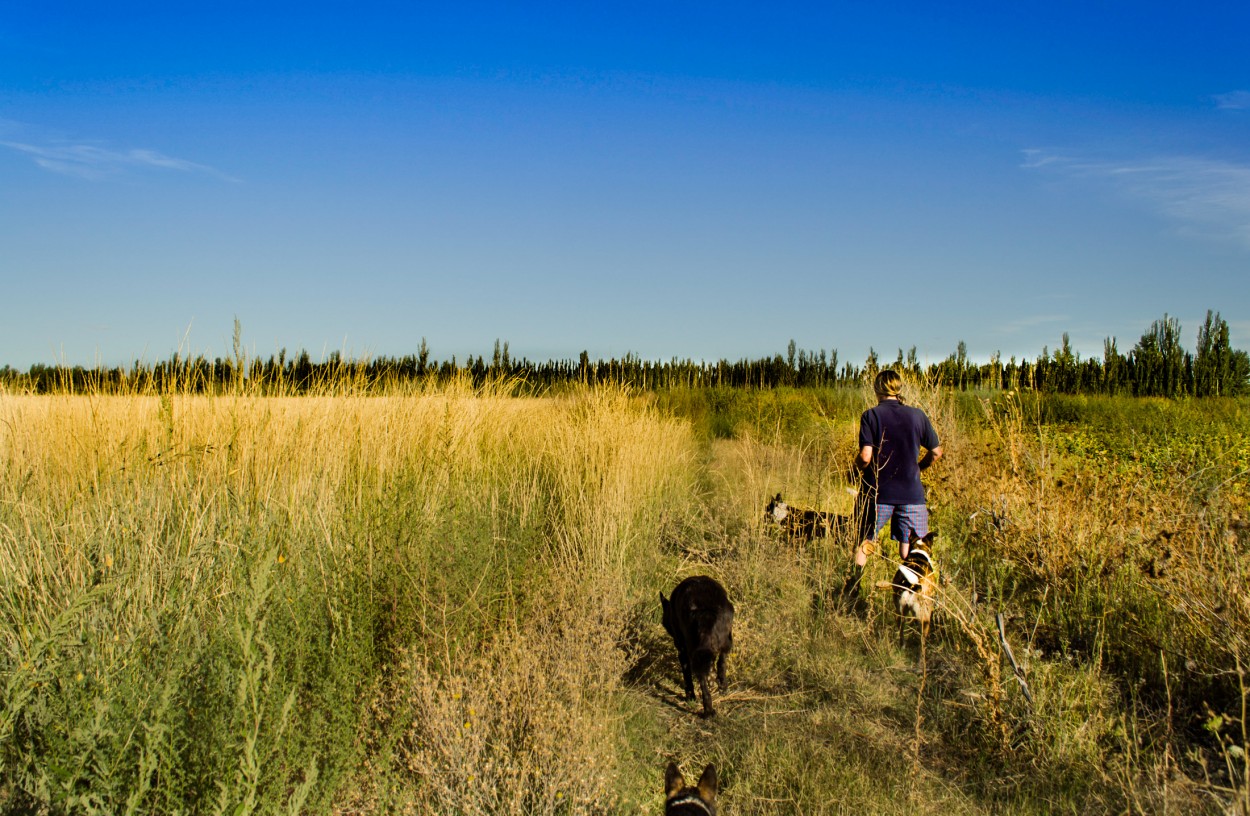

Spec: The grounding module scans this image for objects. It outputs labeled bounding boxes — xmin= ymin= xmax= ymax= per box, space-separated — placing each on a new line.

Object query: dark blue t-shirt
xmin=858 ymin=400 xmax=940 ymax=505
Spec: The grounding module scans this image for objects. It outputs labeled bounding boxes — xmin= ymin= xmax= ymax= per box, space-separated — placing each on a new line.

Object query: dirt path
xmin=619 ymin=438 xmax=1002 ymax=815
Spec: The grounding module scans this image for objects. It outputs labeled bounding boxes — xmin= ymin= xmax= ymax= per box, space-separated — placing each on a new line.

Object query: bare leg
xmin=840 ymin=542 xmax=871 ymax=614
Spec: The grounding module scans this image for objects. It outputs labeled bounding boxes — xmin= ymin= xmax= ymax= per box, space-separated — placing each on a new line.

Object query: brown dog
xmin=664 ymin=762 xmax=718 ymax=815
xmin=661 ymin=576 xmax=734 ymax=717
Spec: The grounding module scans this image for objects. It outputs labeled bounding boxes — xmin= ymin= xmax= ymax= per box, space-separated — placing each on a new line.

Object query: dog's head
xmin=900 ymin=530 xmax=938 ymax=586
xmin=908 ymin=530 xmax=937 ymax=558
xmin=665 ymin=762 xmax=717 ymax=815
xmin=764 ymin=493 xmax=789 ymax=523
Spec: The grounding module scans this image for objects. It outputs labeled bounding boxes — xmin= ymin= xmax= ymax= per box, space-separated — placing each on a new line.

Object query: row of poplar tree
xmin=3 ymin=310 xmax=1246 ymax=397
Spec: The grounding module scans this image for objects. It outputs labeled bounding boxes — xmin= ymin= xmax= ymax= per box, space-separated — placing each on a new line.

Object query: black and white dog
xmin=661 ymin=576 xmax=734 ymax=717
xmin=878 ymin=531 xmax=938 ymax=647
xmin=765 ymin=493 xmax=849 ymax=543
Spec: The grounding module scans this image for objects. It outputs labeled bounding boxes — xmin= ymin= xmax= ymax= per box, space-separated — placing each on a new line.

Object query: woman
xmin=841 ymin=369 xmax=942 ymax=611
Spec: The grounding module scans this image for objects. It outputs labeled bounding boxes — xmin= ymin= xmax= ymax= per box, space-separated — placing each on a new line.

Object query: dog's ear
xmin=664 ymin=762 xmax=685 ymax=797
xmin=909 ymin=529 xmax=921 ymax=544
xmin=697 ymin=763 xmax=718 ymax=802
xmin=774 ymin=492 xmax=782 ymax=502
xmin=659 ymin=592 xmax=669 ymax=614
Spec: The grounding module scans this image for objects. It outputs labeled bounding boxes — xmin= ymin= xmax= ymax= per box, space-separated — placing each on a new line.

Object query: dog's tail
xmin=692 ymin=647 xmax=716 ymax=676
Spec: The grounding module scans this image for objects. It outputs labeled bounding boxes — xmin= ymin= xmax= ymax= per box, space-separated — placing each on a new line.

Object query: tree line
xmin=3 ymin=311 xmax=1247 ymax=397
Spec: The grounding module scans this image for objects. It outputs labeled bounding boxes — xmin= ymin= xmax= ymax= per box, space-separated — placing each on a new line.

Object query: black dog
xmin=664 ymin=762 xmax=718 ymax=815
xmin=660 ymin=576 xmax=734 ymax=717
xmin=764 ymin=493 xmax=849 ymax=542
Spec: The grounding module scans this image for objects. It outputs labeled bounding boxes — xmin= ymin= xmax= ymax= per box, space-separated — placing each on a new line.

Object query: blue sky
xmin=3 ymin=1 xmax=1249 ymax=369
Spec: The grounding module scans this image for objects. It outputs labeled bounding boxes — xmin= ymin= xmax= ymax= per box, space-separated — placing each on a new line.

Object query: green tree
xmin=1194 ymin=310 xmax=1233 ymax=396
xmin=1052 ymin=333 xmax=1077 ymax=393
xmin=1131 ymin=314 xmax=1187 ymax=397
xmin=864 ymin=347 xmax=880 ymax=378
xmin=1102 ymin=337 xmax=1125 ymax=395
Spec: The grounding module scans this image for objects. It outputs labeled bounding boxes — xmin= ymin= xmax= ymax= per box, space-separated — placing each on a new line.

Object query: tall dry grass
xmin=693 ymin=374 xmax=1245 ymax=813
xmin=929 ymin=390 xmax=1250 ymax=811
xmin=4 ymin=372 xmax=1246 ymax=815
xmin=0 ymin=380 xmax=699 ymax=814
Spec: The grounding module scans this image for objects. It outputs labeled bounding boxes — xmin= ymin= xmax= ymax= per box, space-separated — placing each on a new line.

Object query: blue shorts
xmin=857 ymin=501 xmax=928 ymax=544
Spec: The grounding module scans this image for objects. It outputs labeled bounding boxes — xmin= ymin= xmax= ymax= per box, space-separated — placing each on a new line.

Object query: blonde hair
xmin=874 ymin=369 xmax=904 ymax=400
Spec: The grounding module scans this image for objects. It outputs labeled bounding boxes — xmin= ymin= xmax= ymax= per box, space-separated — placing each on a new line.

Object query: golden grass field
xmin=2 ymin=379 xmax=1248 ymax=814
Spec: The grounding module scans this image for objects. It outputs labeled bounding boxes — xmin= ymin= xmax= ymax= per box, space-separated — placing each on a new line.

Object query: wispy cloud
xmin=0 ymin=136 xmax=237 ymax=182
xmin=1023 ymin=149 xmax=1250 ymax=250
xmin=1214 ymin=90 xmax=1250 ymax=110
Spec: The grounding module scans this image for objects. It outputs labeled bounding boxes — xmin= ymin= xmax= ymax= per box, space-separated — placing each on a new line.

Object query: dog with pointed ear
xmin=877 ymin=530 xmax=938 ymax=647
xmin=664 ymin=762 xmax=717 ymax=815
xmin=764 ymin=493 xmax=849 ymax=543
xmin=660 ymin=576 xmax=734 ymax=717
